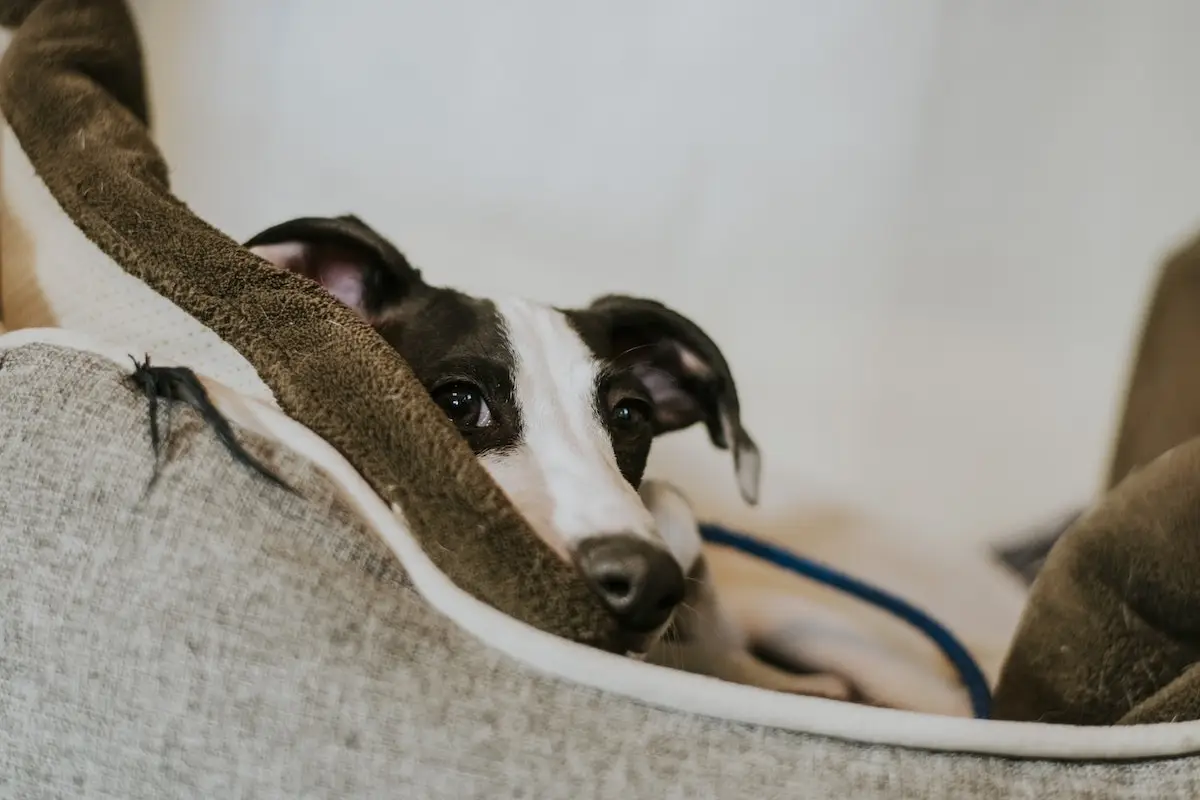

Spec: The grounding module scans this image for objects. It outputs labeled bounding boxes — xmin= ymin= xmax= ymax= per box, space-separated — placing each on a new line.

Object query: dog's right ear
xmin=244 ymin=215 xmax=424 ymax=323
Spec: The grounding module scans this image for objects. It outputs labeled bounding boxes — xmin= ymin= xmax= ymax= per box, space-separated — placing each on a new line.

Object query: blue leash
xmin=699 ymin=523 xmax=993 ymax=719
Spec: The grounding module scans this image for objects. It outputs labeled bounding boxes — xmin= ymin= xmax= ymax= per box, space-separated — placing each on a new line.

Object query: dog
xmin=244 ymin=214 xmax=857 ymax=701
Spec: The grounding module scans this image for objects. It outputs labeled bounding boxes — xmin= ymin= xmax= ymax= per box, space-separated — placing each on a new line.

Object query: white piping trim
xmin=5 ymin=325 xmax=1200 ymax=761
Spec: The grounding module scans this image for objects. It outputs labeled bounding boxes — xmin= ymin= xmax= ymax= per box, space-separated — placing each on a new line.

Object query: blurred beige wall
xmin=128 ymin=0 xmax=1200 ymax=547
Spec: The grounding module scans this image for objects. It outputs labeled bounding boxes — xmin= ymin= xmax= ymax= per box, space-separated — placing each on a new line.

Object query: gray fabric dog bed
xmin=1 ymin=341 xmax=1193 ymax=799
xmin=5 ymin=0 xmax=1200 ymax=797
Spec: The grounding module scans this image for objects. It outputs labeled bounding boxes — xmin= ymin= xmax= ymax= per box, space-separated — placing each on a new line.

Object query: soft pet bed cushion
xmin=1 ymin=339 xmax=1197 ymax=799
xmin=6 ymin=0 xmax=1200 ymax=797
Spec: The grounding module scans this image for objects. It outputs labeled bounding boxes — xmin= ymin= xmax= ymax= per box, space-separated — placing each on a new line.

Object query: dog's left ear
xmin=243 ymin=214 xmax=424 ymax=323
xmin=573 ymin=294 xmax=761 ymax=505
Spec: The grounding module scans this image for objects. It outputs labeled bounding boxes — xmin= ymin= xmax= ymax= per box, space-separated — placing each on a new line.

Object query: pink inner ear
xmin=249 ymin=242 xmax=368 ymax=316
xmin=318 ymin=260 xmax=366 ymax=311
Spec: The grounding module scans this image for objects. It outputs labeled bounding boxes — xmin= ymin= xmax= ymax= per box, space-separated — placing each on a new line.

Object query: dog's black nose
xmin=575 ymin=535 xmax=686 ymax=632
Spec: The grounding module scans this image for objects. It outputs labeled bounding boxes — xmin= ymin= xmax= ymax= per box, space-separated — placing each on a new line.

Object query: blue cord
xmin=699 ymin=522 xmax=992 ymax=719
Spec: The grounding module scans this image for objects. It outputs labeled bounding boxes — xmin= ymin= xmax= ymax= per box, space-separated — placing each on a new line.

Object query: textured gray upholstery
xmin=1 ymin=342 xmax=1196 ymax=798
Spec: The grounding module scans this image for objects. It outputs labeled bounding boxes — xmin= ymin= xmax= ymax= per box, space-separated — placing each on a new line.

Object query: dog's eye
xmin=610 ymin=397 xmax=652 ymax=430
xmin=432 ymin=381 xmax=494 ymax=429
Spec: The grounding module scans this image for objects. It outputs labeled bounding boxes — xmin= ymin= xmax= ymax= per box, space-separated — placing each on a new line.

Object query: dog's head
xmin=245 ymin=214 xmax=759 ymax=648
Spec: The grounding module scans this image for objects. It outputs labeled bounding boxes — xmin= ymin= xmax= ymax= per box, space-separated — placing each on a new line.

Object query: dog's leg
xmin=642 ymin=479 xmax=863 ymax=700
xmin=708 ymin=648 xmax=857 ymax=700
xmin=731 ymin=587 xmax=973 ymax=716
xmin=652 ymin=609 xmax=857 ymax=700
xmin=647 ymin=559 xmax=858 ymax=699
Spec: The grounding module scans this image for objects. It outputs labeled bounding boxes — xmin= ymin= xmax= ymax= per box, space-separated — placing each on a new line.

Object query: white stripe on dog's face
xmin=479 ymin=298 xmax=659 ymax=558
xmin=637 ymin=480 xmax=704 ymax=573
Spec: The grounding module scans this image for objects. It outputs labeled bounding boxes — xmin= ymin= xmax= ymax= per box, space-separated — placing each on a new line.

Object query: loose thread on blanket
xmin=127 ymin=356 xmax=296 ymax=495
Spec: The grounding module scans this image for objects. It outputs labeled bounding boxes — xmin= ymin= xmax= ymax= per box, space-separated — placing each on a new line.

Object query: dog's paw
xmin=767 ymin=671 xmax=858 ymax=701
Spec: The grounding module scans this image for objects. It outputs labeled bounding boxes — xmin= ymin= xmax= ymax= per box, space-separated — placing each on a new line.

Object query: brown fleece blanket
xmin=6 ymin=0 xmax=1200 ymax=727
xmin=0 ymin=0 xmax=617 ymax=650
xmin=992 ymin=232 xmax=1200 ymax=725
